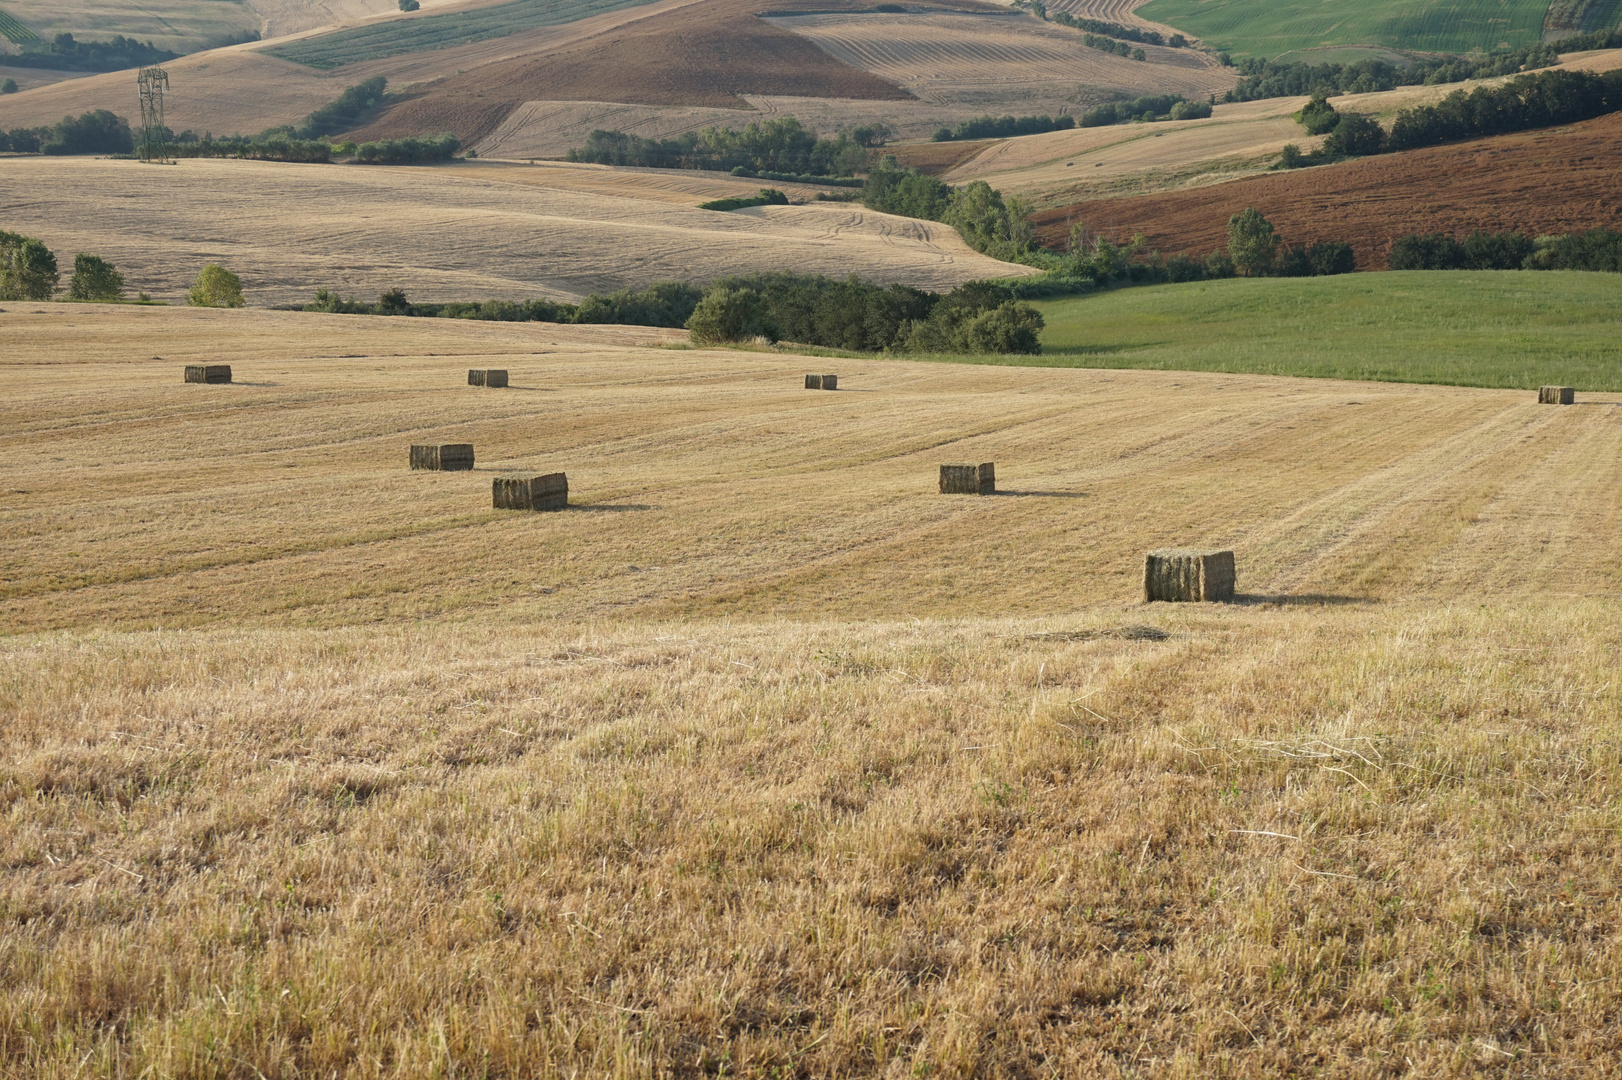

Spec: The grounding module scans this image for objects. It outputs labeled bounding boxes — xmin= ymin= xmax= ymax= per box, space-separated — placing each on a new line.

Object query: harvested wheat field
xmin=766 ymin=10 xmax=1232 ymax=110
xmin=4 ymin=304 xmax=1622 ymax=1075
xmin=0 ymin=157 xmax=1029 ymax=306
xmin=1032 ymin=106 xmax=1622 ymax=268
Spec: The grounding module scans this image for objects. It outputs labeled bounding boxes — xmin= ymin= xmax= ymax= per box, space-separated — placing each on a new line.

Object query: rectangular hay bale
xmin=940 ymin=462 xmax=994 ymax=495
xmin=184 ymin=364 xmax=231 ymax=384
xmin=410 ymin=444 xmax=474 ymax=471
xmin=1538 ymin=386 xmax=1574 ymax=405
xmin=469 ymin=369 xmax=509 ymax=388
xmin=493 ymin=473 xmax=568 ymax=511
xmin=819 ymin=374 xmax=837 ymax=391
xmin=1144 ymin=548 xmax=1235 ymax=603
xmin=804 ymin=374 xmax=822 ymax=389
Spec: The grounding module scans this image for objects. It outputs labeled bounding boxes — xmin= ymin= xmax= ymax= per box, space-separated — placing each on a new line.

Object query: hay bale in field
xmin=1538 ymin=386 xmax=1574 ymax=405
xmin=1144 ymin=549 xmax=1235 ymax=603
xmin=469 ymin=369 xmax=509 ymax=388
xmin=940 ymin=462 xmax=994 ymax=494
xmin=183 ymin=364 xmax=231 ymax=384
xmin=493 ymin=472 xmax=568 ymax=511
xmin=819 ymin=374 xmax=837 ymax=390
xmin=805 ymin=374 xmax=821 ymax=389
xmin=410 ymin=443 xmax=475 ymax=471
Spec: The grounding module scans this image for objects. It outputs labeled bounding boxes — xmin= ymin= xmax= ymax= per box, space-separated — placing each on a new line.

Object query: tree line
xmin=1388 ymin=228 xmax=1622 ymax=272
xmin=566 ymin=118 xmax=868 ymax=179
xmin=0 ymin=231 xmax=246 ymax=306
xmin=1279 ymin=67 xmax=1622 ymax=167
xmin=1228 ymin=29 xmax=1622 ymax=103
xmin=300 ymin=274 xmax=1046 ymax=355
xmin=1 ymin=79 xmax=458 ymax=164
xmin=3 ymin=32 xmax=178 ymax=72
xmin=932 ymin=114 xmax=1076 ymax=142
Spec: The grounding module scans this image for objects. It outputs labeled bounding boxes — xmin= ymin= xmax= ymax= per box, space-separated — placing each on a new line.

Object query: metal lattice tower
xmin=137 ymin=67 xmax=169 ymax=163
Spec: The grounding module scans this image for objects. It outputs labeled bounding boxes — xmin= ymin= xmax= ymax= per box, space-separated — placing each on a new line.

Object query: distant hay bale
xmin=468 ymin=369 xmax=509 ymax=388
xmin=410 ymin=443 xmax=474 ymax=471
xmin=1538 ymin=386 xmax=1574 ymax=405
xmin=183 ymin=364 xmax=231 ymax=384
xmin=805 ymin=374 xmax=821 ymax=389
xmin=493 ymin=472 xmax=568 ymax=511
xmin=819 ymin=374 xmax=837 ymax=390
xmin=1144 ymin=549 xmax=1235 ymax=603
xmin=940 ymin=462 xmax=994 ymax=495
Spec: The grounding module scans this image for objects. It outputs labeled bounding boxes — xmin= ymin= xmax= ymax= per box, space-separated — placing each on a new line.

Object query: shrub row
xmin=1389 ymin=228 xmax=1622 ymax=272
xmin=860 ymin=166 xmax=1036 ymax=263
xmin=1226 ymin=43 xmax=1566 ymax=103
xmin=1 ymin=110 xmax=132 ymax=155
xmin=1084 ymin=34 xmax=1143 ymax=60
xmin=729 ymin=166 xmax=863 ymax=187
xmin=567 ymin=118 xmax=868 ymax=178
xmin=1081 ymin=94 xmax=1209 ymax=127
xmin=1047 ymin=10 xmax=1184 ymax=47
xmin=932 ymin=114 xmax=1076 ymax=142
xmin=698 ymin=189 xmax=789 ymax=212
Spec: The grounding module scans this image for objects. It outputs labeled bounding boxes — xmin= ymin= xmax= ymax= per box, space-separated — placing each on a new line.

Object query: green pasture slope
xmin=1005 ymin=273 xmax=1622 ymax=391
xmin=264 ymin=0 xmax=657 ymax=68
xmin=1135 ymin=0 xmax=1550 ymax=57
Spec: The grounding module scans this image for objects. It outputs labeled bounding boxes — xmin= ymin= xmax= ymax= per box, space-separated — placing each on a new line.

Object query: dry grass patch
xmin=0 ymin=157 xmax=1028 ymax=306
xmin=4 ymin=306 xmax=1622 ymax=1073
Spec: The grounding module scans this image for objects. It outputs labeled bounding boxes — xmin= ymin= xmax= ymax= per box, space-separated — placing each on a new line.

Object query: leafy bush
xmin=686 ymin=288 xmax=776 ymax=345
xmin=1322 ymin=111 xmax=1386 ymax=156
xmin=399 ymin=0 xmax=420 ymax=9
xmin=1297 ymin=97 xmax=1339 ymax=135
xmin=41 ymin=110 xmax=133 ymax=155
xmin=1525 ymin=228 xmax=1622 ymax=272
xmin=1227 ymin=208 xmax=1279 ymax=276
xmin=698 ymin=189 xmax=789 ymax=212
xmin=895 ymin=283 xmax=1044 ymax=354
xmin=1169 ymin=99 xmax=1212 ymax=120
xmin=574 ymin=281 xmax=702 ymax=327
xmin=354 ymin=133 xmax=458 ymax=164
xmin=1388 ymin=233 xmax=1467 ymax=270
xmin=0 ymin=231 xmax=59 ymax=300
xmin=1 ymin=78 xmax=17 ymax=94
xmin=1276 ymin=241 xmax=1357 ymax=277
xmin=941 ymin=181 xmax=1035 ymax=262
xmin=1083 ymin=33 xmax=1132 ymax=57
xmin=67 ymin=254 xmax=125 ymax=301
xmin=294 ymin=76 xmax=389 ymax=140
xmin=188 ymin=265 xmax=246 ymax=308
xmin=2 ymin=126 xmax=50 ymax=153
xmin=1049 ymin=11 xmax=1172 ymax=45
xmin=860 ymin=167 xmax=954 ymax=221
xmin=1463 ymin=230 xmax=1534 ymax=270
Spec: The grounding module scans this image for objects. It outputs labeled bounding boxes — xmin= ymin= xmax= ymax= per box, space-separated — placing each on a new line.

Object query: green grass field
xmin=1007 ymin=272 xmax=1622 ymax=391
xmin=1136 ymin=0 xmax=1547 ymax=57
xmin=264 ymin=0 xmax=659 ymax=69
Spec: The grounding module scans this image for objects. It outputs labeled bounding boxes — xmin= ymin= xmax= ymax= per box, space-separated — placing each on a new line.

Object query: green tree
xmin=42 ymin=109 xmax=134 ymax=155
xmin=66 ymin=253 xmax=125 ymax=301
xmin=1227 ymin=207 xmax=1279 ymax=276
xmin=188 ymin=264 xmax=245 ymax=308
xmin=399 ymin=0 xmax=420 ymax=9
xmin=1 ymin=231 xmax=59 ymax=300
xmin=1323 ymin=111 xmax=1385 ymax=156
xmin=686 ymin=287 xmax=776 ymax=345
xmin=1 ymin=78 xmax=18 ymax=94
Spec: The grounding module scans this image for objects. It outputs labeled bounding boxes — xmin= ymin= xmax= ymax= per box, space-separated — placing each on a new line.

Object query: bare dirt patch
xmin=1032 ymin=109 xmax=1622 ymax=268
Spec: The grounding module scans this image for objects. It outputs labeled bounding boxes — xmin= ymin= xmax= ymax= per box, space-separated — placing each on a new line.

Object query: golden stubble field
xmin=0 ymin=157 xmax=1031 ymax=307
xmin=4 ymin=305 xmax=1622 ymax=1076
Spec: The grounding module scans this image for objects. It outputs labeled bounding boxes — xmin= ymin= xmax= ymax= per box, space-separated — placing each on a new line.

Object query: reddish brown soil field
xmin=1034 ymin=111 xmax=1622 ymax=268
xmin=347 ymin=0 xmax=1000 ymax=144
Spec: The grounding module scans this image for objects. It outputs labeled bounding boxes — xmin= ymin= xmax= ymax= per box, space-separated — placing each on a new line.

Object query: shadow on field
xmin=1232 ymin=593 xmax=1371 ymax=607
xmin=994 ymin=490 xmax=1091 ymax=498
xmin=570 ymin=504 xmax=657 ymax=512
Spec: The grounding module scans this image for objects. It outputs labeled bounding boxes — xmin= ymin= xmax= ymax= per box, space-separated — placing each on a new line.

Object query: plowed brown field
xmin=1032 ymin=110 xmax=1622 ymax=268
xmin=347 ymin=0 xmax=953 ymax=145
